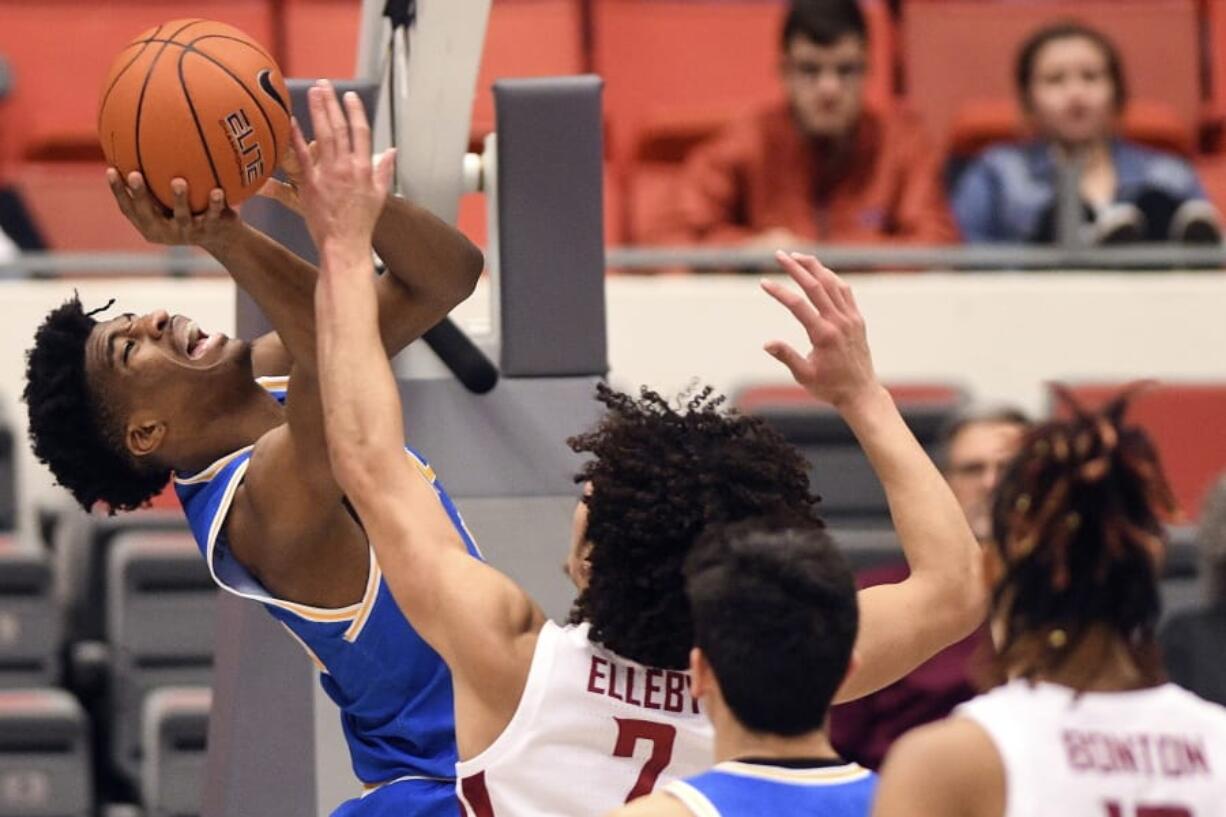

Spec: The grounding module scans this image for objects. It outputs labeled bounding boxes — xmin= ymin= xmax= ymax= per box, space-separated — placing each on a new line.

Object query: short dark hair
xmin=988 ymin=385 xmax=1173 ymax=688
xmin=1015 ymin=21 xmax=1128 ymax=112
xmin=568 ymin=384 xmax=822 ymax=670
xmin=685 ymin=518 xmax=857 ymax=736
xmin=781 ymin=0 xmax=868 ymax=51
xmin=23 ymin=296 xmax=170 ymax=514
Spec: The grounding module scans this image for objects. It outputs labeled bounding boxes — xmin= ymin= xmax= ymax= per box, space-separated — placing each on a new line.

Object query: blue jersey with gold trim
xmin=175 ymin=377 xmax=481 ymax=796
xmin=664 ymin=760 xmax=876 ymax=817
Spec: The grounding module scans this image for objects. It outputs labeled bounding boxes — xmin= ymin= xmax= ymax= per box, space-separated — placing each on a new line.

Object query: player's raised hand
xmin=106 ymin=169 xmax=234 ymax=250
xmin=290 ymin=79 xmax=396 ymax=253
xmin=761 ymin=251 xmax=879 ymax=410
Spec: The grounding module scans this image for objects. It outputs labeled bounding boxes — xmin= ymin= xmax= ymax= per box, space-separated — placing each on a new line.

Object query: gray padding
xmin=142 ymin=686 xmax=210 ymax=817
xmin=52 ymin=511 xmax=189 ymax=643
xmin=830 ymin=527 xmax=903 ymax=574
xmin=401 ymin=377 xmax=605 ymax=497
xmin=453 ymin=496 xmax=584 ymax=621
xmin=494 ymin=76 xmax=608 ymax=378
xmin=201 ymin=594 xmax=317 ymax=817
xmin=0 ymin=404 xmax=15 ymax=531
xmin=106 ymin=533 xmax=216 ymax=785
xmin=750 ymin=405 xmax=958 ymax=527
xmin=0 ymin=547 xmax=57 ymax=688
xmin=0 ymin=688 xmax=90 ymax=817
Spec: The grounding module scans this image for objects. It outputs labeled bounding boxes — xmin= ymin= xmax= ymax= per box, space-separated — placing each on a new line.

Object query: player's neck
xmin=714 ymin=718 xmax=840 ymax=766
xmin=174 ymin=384 xmax=283 ymax=474
xmin=1012 ymin=625 xmax=1156 ymax=693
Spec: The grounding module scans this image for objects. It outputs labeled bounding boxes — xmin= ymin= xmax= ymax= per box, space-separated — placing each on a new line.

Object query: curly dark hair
xmin=987 ymin=384 xmax=1174 ymax=689
xmin=23 ymin=296 xmax=171 ymax=514
xmin=567 ymin=383 xmax=822 ymax=669
xmin=685 ymin=517 xmax=856 ymax=736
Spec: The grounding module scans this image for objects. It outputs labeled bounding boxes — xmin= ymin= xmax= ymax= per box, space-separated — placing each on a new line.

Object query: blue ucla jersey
xmin=664 ymin=760 xmax=876 ymax=817
xmin=174 ymin=376 xmax=481 ymax=809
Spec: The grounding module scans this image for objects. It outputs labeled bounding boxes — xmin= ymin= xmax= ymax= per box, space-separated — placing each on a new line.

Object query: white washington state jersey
xmin=957 ymin=679 xmax=1226 ymax=817
xmin=456 ymin=621 xmax=714 ymax=817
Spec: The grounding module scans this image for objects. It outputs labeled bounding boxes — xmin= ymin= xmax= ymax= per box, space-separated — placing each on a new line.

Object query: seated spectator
xmin=953 ymin=22 xmax=1221 ymax=245
xmin=666 ymin=0 xmax=957 ymax=247
xmin=830 ymin=406 xmax=1030 ymax=768
xmin=1160 ymin=476 xmax=1226 ymax=706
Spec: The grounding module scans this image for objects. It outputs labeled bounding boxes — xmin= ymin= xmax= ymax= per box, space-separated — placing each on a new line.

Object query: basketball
xmin=97 ymin=19 xmax=292 ymax=214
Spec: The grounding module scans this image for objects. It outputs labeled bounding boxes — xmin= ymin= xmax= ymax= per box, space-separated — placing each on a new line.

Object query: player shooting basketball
xmin=24 ymin=81 xmax=485 ymax=816
xmin=299 ymin=86 xmax=986 ymax=815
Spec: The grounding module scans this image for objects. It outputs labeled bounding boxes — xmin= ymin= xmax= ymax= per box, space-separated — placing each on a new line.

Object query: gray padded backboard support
xmin=494 ymin=76 xmax=608 ymax=378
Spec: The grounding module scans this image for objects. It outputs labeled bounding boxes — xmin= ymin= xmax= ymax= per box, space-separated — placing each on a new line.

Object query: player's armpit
xmin=873 ymin=718 xmax=1004 ymax=817
xmin=604 ymin=791 xmax=694 ymax=817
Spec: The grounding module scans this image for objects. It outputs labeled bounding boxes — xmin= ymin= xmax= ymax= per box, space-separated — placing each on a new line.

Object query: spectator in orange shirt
xmin=667 ymin=0 xmax=957 ymax=247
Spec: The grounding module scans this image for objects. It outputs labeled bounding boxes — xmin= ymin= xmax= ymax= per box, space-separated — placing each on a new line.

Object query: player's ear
xmin=840 ymin=651 xmax=862 ymax=692
xmin=126 ymin=413 xmax=168 ymax=459
xmin=689 ymin=647 xmax=713 ymax=700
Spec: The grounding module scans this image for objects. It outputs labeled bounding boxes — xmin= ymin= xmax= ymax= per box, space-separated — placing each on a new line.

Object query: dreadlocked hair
xmin=23 ymin=296 xmax=171 ymax=514
xmin=567 ymin=382 xmax=821 ymax=669
xmin=987 ymin=384 xmax=1175 ymax=688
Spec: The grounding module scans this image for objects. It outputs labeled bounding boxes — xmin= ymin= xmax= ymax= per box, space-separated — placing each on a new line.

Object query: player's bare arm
xmin=762 ymin=252 xmax=986 ymax=703
xmin=872 ymin=717 xmax=1004 ymax=817
xmin=301 ymin=85 xmax=546 ymax=757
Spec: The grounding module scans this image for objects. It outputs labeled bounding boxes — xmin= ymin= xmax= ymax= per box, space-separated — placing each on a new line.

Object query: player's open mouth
xmin=181 ymin=319 xmax=225 ymax=361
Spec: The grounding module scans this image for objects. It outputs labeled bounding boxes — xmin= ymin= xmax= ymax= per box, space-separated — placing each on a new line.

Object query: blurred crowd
xmin=831 ymin=402 xmax=1226 ymax=769
xmin=649 ymin=0 xmax=1223 ymax=249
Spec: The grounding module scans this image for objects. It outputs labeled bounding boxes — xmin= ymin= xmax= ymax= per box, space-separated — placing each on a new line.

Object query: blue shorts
xmin=331 ymin=777 xmax=458 ymax=817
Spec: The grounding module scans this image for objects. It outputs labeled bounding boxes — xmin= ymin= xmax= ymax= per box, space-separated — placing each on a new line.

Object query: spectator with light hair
xmin=1160 ymin=476 xmax=1226 ymax=706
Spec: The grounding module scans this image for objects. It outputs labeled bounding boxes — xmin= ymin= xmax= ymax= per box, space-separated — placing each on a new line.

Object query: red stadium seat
xmin=1050 ymin=382 xmax=1226 ymax=521
xmin=12 ymin=161 xmax=157 ymax=251
xmin=948 ymin=99 xmax=1198 ymax=159
xmin=595 ymin=0 xmax=894 ymax=161
xmin=0 ymin=2 xmax=276 ymax=164
xmin=903 ymin=1 xmax=1201 ymax=148
xmin=471 ymin=0 xmax=587 ymax=139
xmin=1208 ymin=0 xmax=1226 ymax=135
xmin=282 ymin=0 xmax=362 ymax=79
xmin=735 ymin=382 xmax=966 ymax=413
xmin=1193 ymin=153 xmax=1226 ymax=216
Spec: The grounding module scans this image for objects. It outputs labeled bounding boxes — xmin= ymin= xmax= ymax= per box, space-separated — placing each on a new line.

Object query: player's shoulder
xmin=1158 ymin=682 xmax=1226 ymax=728
xmin=606 ymin=791 xmax=693 ymax=817
xmin=876 ymin=717 xmax=1004 ymax=817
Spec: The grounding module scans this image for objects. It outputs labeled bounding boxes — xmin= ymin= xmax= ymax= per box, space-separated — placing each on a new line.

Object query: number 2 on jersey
xmin=613 ymin=718 xmax=677 ymax=802
xmin=1105 ymin=802 xmax=1193 ymax=817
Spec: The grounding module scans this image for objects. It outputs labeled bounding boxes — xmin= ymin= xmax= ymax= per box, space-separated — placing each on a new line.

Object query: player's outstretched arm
xmin=761 ymin=252 xmax=986 ymax=703
xmin=300 ymin=86 xmax=546 ymax=756
xmin=873 ymin=718 xmax=1003 ymax=817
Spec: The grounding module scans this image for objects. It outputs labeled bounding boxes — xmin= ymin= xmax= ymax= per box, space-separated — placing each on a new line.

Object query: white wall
xmin=4 ymin=272 xmax=1226 ymax=536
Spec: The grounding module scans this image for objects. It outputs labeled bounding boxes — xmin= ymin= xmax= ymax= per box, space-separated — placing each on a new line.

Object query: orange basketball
xmin=98 ymin=19 xmax=292 ymax=213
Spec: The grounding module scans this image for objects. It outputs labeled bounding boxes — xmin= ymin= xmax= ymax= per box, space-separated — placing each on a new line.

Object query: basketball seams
xmin=185 ymin=53 xmax=283 ymax=174
xmin=187 ymin=33 xmax=276 ymax=66
xmin=133 ymin=19 xmax=210 ymax=210
xmin=97 ymin=23 xmax=165 ymax=135
xmin=177 ymin=48 xmax=225 ymax=201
